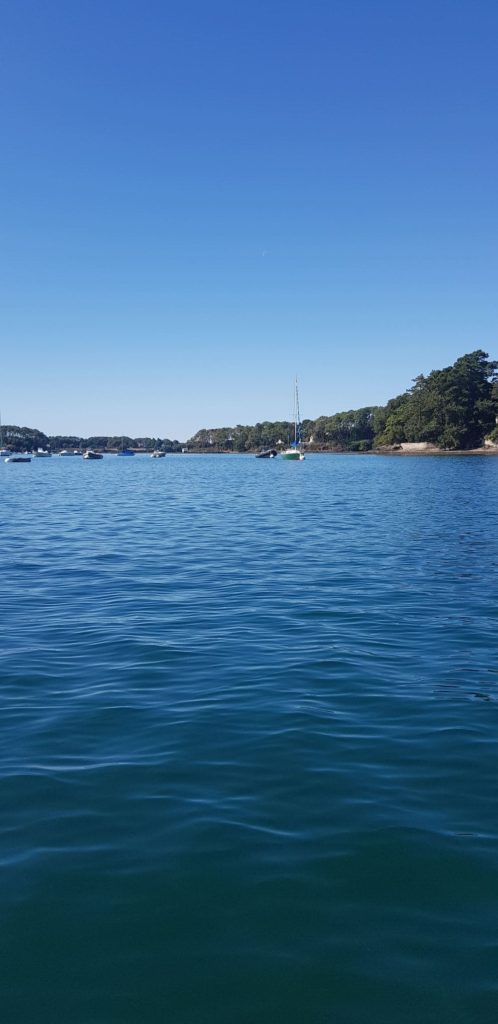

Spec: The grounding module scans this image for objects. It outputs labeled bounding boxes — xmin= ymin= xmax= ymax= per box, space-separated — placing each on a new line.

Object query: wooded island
xmin=3 ymin=351 xmax=498 ymax=454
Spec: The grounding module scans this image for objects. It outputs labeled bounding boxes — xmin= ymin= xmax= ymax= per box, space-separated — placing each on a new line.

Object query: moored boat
xmin=5 ymin=455 xmax=31 ymax=463
xmin=256 ymin=448 xmax=278 ymax=458
xmin=83 ymin=450 xmax=103 ymax=460
xmin=150 ymin=450 xmax=166 ymax=458
xmin=281 ymin=379 xmax=305 ymax=460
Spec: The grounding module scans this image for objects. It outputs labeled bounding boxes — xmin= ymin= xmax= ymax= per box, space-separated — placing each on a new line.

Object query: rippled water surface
xmin=1 ymin=453 xmax=497 ymax=1023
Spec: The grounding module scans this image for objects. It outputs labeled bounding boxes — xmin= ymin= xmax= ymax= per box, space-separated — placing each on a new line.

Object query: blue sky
xmin=2 ymin=0 xmax=497 ymax=439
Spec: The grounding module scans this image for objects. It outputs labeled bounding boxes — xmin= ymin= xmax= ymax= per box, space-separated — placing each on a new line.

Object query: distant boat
xmin=5 ymin=456 xmax=31 ymax=463
xmin=59 ymin=450 xmax=80 ymax=456
xmin=117 ymin=439 xmax=135 ymax=456
xmin=83 ymin=450 xmax=103 ymax=460
xmin=256 ymin=448 xmax=278 ymax=458
xmin=150 ymin=451 xmax=166 ymax=458
xmin=32 ymin=448 xmax=51 ymax=458
xmin=281 ymin=379 xmax=305 ymax=460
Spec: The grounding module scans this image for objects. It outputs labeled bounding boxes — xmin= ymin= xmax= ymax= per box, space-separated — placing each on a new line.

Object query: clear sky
xmin=2 ymin=0 xmax=497 ymax=440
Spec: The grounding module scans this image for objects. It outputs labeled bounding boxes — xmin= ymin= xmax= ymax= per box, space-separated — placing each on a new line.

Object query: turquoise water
xmin=1 ymin=453 xmax=497 ymax=1023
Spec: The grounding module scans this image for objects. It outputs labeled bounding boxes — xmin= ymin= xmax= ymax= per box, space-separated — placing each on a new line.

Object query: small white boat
xmin=83 ymin=450 xmax=103 ymax=460
xmin=32 ymin=448 xmax=52 ymax=458
xmin=150 ymin=451 xmax=166 ymax=458
xmin=59 ymin=450 xmax=79 ymax=456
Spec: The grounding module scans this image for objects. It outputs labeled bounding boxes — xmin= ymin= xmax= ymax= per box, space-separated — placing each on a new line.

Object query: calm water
xmin=1 ymin=453 xmax=497 ymax=1023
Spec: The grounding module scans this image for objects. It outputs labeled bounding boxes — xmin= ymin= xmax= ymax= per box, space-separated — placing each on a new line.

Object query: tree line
xmin=0 ymin=429 xmax=182 ymax=453
xmin=187 ymin=351 xmax=498 ymax=452
xmin=2 ymin=351 xmax=497 ymax=454
xmin=374 ymin=351 xmax=498 ymax=449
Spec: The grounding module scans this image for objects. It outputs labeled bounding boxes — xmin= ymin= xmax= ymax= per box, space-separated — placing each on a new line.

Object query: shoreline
xmin=370 ymin=447 xmax=498 ymax=456
xmin=4 ymin=447 xmax=497 ymax=458
xmin=182 ymin=447 xmax=498 ymax=456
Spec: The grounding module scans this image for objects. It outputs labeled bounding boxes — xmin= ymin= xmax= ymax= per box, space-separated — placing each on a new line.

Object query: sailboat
xmin=281 ymin=379 xmax=305 ymax=460
xmin=117 ymin=438 xmax=135 ymax=456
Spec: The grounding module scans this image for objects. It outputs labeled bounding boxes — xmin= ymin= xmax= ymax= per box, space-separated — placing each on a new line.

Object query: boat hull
xmin=256 ymin=449 xmax=278 ymax=459
xmin=281 ymin=450 xmax=304 ymax=460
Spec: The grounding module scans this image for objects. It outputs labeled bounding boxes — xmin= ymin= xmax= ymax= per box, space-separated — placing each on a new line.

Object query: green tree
xmin=374 ymin=351 xmax=498 ymax=449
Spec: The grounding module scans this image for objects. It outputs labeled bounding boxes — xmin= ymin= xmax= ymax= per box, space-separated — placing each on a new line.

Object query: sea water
xmin=1 ymin=453 xmax=497 ymax=1023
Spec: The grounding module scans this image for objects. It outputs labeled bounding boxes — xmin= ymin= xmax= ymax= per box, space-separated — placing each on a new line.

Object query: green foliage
xmin=189 ymin=421 xmax=295 ymax=452
xmin=186 ymin=352 xmax=497 ymax=452
xmin=312 ymin=407 xmax=378 ymax=447
xmin=375 ymin=351 xmax=498 ymax=449
xmin=109 ymin=436 xmax=135 ymax=450
xmin=349 ymin=439 xmax=373 ymax=452
xmin=2 ymin=425 xmax=50 ymax=450
xmin=49 ymin=436 xmax=84 ymax=449
xmin=0 ymin=429 xmax=183 ymax=453
xmin=4 ymin=352 xmax=497 ymax=455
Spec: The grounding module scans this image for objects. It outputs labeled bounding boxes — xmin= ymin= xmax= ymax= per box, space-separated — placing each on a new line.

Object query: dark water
xmin=1 ymin=453 xmax=497 ymax=1024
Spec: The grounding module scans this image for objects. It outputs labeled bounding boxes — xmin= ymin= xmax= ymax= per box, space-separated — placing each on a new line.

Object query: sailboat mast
xmin=293 ymin=378 xmax=302 ymax=446
xmin=281 ymin=378 xmax=305 ymax=459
